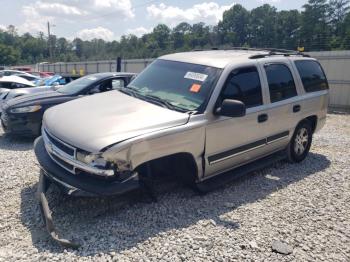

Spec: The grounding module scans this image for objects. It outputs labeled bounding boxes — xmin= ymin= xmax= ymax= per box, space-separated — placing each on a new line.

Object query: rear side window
xmin=294 ymin=60 xmax=328 ymax=92
xmin=265 ymin=64 xmax=297 ymax=103
xmin=220 ymin=67 xmax=262 ymax=108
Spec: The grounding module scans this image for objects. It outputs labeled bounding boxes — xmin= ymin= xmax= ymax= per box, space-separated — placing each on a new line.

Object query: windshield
xmin=57 ymin=75 xmax=101 ymax=95
xmin=126 ymin=59 xmax=222 ymax=112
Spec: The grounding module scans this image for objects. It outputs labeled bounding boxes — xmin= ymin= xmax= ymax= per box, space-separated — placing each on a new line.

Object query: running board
xmin=196 ymin=151 xmax=286 ymax=193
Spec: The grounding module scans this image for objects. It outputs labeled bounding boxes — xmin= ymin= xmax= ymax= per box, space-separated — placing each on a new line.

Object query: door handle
xmin=258 ymin=114 xmax=268 ymax=123
xmin=293 ymin=105 xmax=301 ymax=113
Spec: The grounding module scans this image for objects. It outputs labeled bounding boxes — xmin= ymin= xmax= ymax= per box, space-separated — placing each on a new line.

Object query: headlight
xmin=77 ymin=150 xmax=131 ymax=172
xmin=76 ymin=150 xmax=103 ymax=165
xmin=10 ymin=105 xmax=42 ymax=113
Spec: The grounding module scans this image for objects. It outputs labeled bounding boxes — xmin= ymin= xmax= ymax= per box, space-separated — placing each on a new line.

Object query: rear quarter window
xmin=294 ymin=60 xmax=329 ymax=92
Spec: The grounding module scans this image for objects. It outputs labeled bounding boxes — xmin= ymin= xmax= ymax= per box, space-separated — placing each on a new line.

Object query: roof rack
xmin=249 ymin=51 xmax=310 ymax=59
xmin=192 ymin=47 xmax=310 ymax=58
xmin=225 ymin=47 xmax=310 ymax=58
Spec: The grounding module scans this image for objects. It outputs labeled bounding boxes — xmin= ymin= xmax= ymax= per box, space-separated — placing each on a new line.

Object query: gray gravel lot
xmin=0 ymin=113 xmax=349 ymax=261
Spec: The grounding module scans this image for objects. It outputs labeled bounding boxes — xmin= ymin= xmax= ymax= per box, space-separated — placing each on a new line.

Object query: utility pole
xmin=47 ymin=21 xmax=52 ymax=62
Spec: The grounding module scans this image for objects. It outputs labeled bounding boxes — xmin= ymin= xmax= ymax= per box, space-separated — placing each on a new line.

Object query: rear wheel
xmin=287 ymin=120 xmax=313 ymax=163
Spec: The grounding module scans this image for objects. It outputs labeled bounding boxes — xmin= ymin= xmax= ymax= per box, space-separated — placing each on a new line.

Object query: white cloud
xmin=92 ymin=0 xmax=134 ymax=18
xmin=20 ymin=5 xmax=52 ymax=33
xmin=147 ymin=2 xmax=235 ymax=26
xmin=19 ymin=0 xmax=134 ymax=34
xmin=34 ymin=1 xmax=87 ymax=17
xmin=126 ymin=27 xmax=152 ymax=37
xmin=259 ymin=0 xmax=281 ymax=3
xmin=76 ymin=26 xmax=114 ymax=41
xmin=0 ymin=25 xmax=6 ymax=31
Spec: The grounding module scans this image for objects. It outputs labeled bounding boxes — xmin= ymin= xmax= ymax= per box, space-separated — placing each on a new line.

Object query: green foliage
xmin=0 ymin=43 xmax=20 ymax=65
xmin=0 ymin=0 xmax=349 ymax=65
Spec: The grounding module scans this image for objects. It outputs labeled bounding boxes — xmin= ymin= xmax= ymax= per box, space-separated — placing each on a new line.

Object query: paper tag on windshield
xmin=184 ymin=72 xmax=208 ymax=82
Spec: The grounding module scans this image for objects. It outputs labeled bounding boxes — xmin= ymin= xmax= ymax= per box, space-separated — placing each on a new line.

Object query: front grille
xmin=51 ymin=153 xmax=75 ymax=171
xmin=44 ymin=129 xmax=75 ymax=156
xmin=42 ymin=128 xmax=115 ymax=178
xmin=43 ymin=128 xmax=77 ymax=174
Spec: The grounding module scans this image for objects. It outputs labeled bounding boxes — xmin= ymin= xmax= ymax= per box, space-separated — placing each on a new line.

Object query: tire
xmin=287 ymin=120 xmax=313 ymax=163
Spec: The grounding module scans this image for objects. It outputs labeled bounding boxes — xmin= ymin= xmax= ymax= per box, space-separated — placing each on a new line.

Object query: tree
xmin=219 ymin=4 xmax=250 ymax=46
xmin=301 ymin=0 xmax=331 ymax=50
xmin=249 ymin=4 xmax=278 ymax=47
xmin=329 ymin=0 xmax=350 ymax=28
xmin=173 ymin=22 xmax=192 ymax=49
xmin=152 ymin=24 xmax=171 ymax=49
xmin=0 ymin=43 xmax=20 ymax=65
xmin=73 ymin=38 xmax=84 ymax=59
xmin=342 ymin=12 xmax=350 ymax=47
xmin=275 ymin=10 xmax=301 ymax=49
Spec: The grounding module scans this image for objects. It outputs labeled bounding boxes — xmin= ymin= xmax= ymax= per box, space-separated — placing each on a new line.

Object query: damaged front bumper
xmin=34 ymin=137 xmax=140 ymax=248
xmin=37 ymin=173 xmax=81 ymax=249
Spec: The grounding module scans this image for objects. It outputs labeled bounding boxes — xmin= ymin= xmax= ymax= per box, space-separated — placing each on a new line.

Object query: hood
xmin=44 ymin=91 xmax=190 ymax=152
xmin=6 ymin=86 xmax=53 ymax=100
xmin=0 ymin=88 xmax=10 ymax=95
xmin=5 ymin=91 xmax=69 ymax=108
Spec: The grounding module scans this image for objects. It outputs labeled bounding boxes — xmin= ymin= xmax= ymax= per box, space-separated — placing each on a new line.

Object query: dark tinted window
xmin=295 ymin=60 xmax=328 ymax=92
xmin=220 ymin=67 xmax=262 ymax=108
xmin=265 ymin=64 xmax=297 ymax=103
xmin=57 ymin=74 xmax=109 ymax=95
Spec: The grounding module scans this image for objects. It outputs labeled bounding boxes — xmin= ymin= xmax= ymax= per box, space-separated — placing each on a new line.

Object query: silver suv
xmin=34 ymin=49 xmax=329 ymax=247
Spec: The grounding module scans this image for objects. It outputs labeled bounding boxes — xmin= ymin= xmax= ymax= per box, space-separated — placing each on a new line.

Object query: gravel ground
xmin=0 ymin=113 xmax=349 ymax=261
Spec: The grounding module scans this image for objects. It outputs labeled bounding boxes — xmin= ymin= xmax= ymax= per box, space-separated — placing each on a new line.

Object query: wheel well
xmin=135 ymin=153 xmax=198 ymax=185
xmin=304 ymin=115 xmax=318 ymax=133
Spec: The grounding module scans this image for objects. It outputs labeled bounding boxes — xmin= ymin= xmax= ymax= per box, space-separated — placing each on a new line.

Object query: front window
xmin=57 ymin=75 xmax=104 ymax=95
xmin=220 ymin=66 xmax=263 ymax=108
xmin=125 ymin=59 xmax=222 ymax=112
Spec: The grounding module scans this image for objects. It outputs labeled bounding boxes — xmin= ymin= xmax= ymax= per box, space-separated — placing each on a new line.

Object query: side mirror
xmin=216 ymin=99 xmax=246 ymax=118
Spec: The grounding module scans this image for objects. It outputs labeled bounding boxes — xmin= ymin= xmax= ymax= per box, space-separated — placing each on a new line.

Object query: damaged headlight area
xmin=76 ymin=150 xmax=106 ymax=167
xmin=76 ymin=149 xmax=131 ymax=177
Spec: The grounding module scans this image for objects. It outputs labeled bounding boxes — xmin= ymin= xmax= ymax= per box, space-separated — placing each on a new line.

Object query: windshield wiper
xmin=121 ymin=86 xmax=190 ymax=113
xmin=119 ymin=87 xmax=137 ymax=97
xmin=142 ymin=94 xmax=189 ymax=113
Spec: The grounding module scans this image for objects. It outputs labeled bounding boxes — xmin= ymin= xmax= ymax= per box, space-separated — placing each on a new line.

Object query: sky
xmin=0 ymin=0 xmax=307 ymax=41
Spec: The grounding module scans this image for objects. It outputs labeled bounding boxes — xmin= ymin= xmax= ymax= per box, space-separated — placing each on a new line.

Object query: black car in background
xmin=1 ymin=72 xmax=136 ymax=137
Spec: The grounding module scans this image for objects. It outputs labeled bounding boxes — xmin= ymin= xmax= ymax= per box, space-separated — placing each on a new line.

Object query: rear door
xmin=258 ymin=59 xmax=302 ymax=153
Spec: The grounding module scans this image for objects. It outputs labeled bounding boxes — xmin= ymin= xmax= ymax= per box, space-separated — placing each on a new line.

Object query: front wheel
xmin=287 ymin=120 xmax=313 ymax=163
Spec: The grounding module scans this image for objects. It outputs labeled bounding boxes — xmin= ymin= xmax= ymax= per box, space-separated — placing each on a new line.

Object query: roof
xmin=159 ymin=49 xmax=313 ymax=68
xmin=160 ymin=50 xmax=269 ymax=68
xmin=0 ymin=75 xmax=36 ymax=87
xmin=88 ymin=72 xmax=137 ymax=77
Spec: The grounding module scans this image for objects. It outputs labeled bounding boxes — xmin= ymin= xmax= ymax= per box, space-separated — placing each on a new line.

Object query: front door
xmin=204 ymin=66 xmax=269 ymax=178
